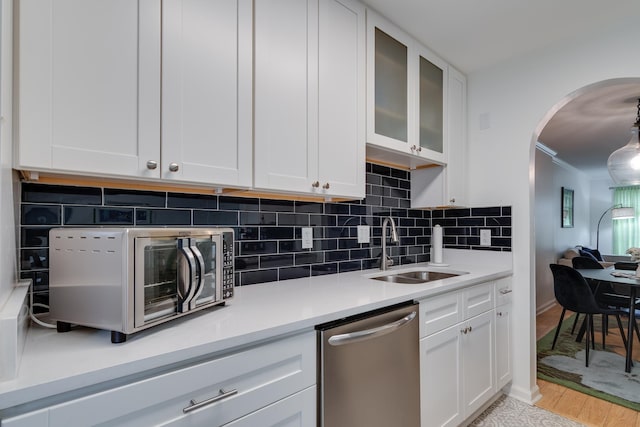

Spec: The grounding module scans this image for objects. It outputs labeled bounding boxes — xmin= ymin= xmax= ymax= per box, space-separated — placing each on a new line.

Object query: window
xmin=613 ymin=186 xmax=640 ymax=254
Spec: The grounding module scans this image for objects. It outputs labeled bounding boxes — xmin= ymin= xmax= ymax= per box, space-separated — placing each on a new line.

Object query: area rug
xmin=537 ymin=313 xmax=640 ymax=411
xmin=469 ymin=394 xmax=584 ymax=427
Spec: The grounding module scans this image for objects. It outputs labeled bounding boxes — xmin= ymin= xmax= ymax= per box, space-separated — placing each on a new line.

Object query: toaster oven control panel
xmin=222 ymin=232 xmax=234 ymax=299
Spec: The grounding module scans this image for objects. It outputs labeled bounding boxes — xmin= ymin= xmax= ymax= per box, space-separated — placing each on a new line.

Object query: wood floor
xmin=536 ymin=304 xmax=640 ymax=426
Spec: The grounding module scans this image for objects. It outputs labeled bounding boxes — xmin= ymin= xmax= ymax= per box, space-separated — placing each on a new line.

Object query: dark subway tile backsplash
xmin=19 ymin=163 xmax=511 ymax=301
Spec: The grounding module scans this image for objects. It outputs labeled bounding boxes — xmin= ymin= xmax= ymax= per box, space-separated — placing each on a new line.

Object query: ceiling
xmin=360 ymin=0 xmax=640 ymax=179
xmin=538 ymin=82 xmax=640 ymax=179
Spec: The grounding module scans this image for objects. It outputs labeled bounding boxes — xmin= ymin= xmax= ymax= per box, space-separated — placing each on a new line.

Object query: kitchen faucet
xmin=380 ymin=216 xmax=399 ymax=270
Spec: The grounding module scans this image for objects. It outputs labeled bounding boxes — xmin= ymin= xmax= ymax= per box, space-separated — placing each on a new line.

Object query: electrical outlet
xmin=301 ymin=227 xmax=313 ymax=249
xmin=357 ymin=225 xmax=370 ymax=244
xmin=480 ymin=229 xmax=491 ymax=246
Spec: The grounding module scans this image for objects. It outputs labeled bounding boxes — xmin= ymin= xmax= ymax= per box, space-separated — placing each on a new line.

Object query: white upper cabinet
xmin=411 ymin=66 xmax=467 ymax=208
xmin=16 ymin=0 xmax=252 ymax=189
xmin=254 ymin=0 xmax=365 ymax=199
xmin=161 ymin=0 xmax=252 ymax=187
xmin=16 ymin=0 xmax=161 ymax=178
xmin=366 ymin=9 xmax=448 ymax=167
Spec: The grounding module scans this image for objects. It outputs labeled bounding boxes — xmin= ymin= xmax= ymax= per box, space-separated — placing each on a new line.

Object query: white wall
xmin=0 ymin=0 xmax=16 ymax=311
xmin=534 ymin=150 xmax=590 ymax=313
xmin=466 ymin=15 xmax=640 ymax=404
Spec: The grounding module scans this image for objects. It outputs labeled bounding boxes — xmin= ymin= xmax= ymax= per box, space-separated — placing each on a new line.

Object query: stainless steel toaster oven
xmin=49 ymin=227 xmax=234 ymax=343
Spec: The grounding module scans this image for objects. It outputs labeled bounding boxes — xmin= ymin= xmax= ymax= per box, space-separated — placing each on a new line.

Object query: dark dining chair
xmin=572 ymin=256 xmax=640 ymax=341
xmin=549 ymin=264 xmax=628 ymax=367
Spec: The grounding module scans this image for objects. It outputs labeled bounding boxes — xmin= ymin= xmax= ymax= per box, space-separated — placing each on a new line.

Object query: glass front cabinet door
xmin=366 ymin=10 xmax=447 ymax=165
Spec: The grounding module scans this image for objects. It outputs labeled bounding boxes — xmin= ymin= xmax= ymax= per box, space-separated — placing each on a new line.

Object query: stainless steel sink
xmin=370 ymin=270 xmax=465 ymax=284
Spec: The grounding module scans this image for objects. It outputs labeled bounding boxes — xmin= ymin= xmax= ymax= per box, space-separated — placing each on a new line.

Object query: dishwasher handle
xmin=327 ymin=311 xmax=417 ymax=346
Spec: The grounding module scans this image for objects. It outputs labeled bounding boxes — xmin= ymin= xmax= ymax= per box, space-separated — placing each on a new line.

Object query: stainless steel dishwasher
xmin=316 ymin=301 xmax=420 ymax=427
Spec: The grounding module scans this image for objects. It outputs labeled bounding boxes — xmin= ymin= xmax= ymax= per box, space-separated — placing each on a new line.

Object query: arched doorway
xmin=533 ymin=78 xmax=640 ymax=316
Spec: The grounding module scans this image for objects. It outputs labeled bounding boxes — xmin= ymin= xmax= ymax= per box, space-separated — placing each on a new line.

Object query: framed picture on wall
xmin=561 ymin=187 xmax=574 ymax=228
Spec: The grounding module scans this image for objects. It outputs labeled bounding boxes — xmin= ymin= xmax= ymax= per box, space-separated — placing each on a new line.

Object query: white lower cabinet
xmin=462 ymin=310 xmax=495 ymax=416
xmin=2 ymin=332 xmax=315 ymax=427
xmin=495 ymin=278 xmax=513 ymax=389
xmin=420 ymin=321 xmax=464 ymax=427
xmin=419 ymin=280 xmax=510 ymax=427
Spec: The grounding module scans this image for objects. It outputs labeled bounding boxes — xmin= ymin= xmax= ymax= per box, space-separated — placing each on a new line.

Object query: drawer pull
xmin=499 ymin=289 xmax=512 ymax=294
xmin=183 ymin=388 xmax=238 ymax=413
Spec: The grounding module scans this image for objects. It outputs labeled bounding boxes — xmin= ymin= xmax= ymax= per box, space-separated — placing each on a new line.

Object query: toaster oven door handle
xmin=178 ymin=246 xmax=197 ymax=312
xmin=189 ymin=245 xmax=206 ymax=310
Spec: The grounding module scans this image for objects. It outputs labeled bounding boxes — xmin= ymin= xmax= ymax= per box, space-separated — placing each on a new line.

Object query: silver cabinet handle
xmin=460 ymin=327 xmax=467 ymax=334
xmin=311 ymin=181 xmax=320 ymax=188
xmin=322 ymin=182 xmax=330 ymax=190
xmin=450 ymin=198 xmax=456 ymax=203
xmin=169 ymin=162 xmax=180 ymax=172
xmin=146 ymin=160 xmax=158 ymax=170
xmin=328 ymin=311 xmax=416 ymax=346
xmin=497 ymin=312 xmax=503 ymax=317
xmin=183 ymin=388 xmax=238 ymax=414
xmin=499 ymin=289 xmax=513 ymax=294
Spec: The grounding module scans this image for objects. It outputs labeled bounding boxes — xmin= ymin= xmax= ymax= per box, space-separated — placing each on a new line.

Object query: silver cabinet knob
xmin=169 ymin=163 xmax=179 ymax=172
xmin=146 ymin=160 xmax=158 ymax=170
xmin=450 ymin=198 xmax=456 ymax=203
xmin=410 ymin=145 xmax=417 ymax=152
xmin=322 ymin=182 xmax=330 ymax=190
xmin=311 ymin=181 xmax=320 ymax=188
xmin=417 ymin=146 xmax=422 ymax=152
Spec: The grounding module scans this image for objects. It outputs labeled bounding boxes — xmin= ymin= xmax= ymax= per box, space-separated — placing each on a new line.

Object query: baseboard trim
xmin=507 ymin=382 xmax=542 ymax=405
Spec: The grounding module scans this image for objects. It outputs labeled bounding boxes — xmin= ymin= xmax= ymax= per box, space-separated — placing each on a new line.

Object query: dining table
xmin=576 ymin=267 xmax=640 ymax=372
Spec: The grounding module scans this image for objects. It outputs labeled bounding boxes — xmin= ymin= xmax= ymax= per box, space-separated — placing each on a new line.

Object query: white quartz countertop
xmin=0 ymin=249 xmax=511 ymax=411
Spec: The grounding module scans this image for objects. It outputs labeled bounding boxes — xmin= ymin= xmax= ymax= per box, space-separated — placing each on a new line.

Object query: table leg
xmin=626 ymin=288 xmax=636 ymax=373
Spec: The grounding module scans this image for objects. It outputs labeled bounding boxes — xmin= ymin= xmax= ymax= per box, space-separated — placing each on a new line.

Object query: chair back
xmin=572 ymin=256 xmax=604 ymax=270
xmin=549 ymin=264 xmax=603 ymax=314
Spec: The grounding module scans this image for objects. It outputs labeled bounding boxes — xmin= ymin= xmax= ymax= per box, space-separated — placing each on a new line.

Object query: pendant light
xmin=608 ymin=98 xmax=640 ymax=185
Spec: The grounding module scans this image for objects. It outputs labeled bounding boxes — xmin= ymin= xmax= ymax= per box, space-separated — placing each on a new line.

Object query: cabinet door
xmin=420 ymin=326 xmax=464 ymax=427
xmin=415 ymin=45 xmax=446 ymax=164
xmin=462 ymin=310 xmax=496 ymax=416
xmin=410 ymin=66 xmax=466 ymax=209
xmin=366 ymin=10 xmax=411 ymax=149
xmin=16 ymin=0 xmax=161 ymax=178
xmin=317 ymin=0 xmax=365 ymax=199
xmin=162 ymin=0 xmax=252 ymax=187
xmin=444 ymin=67 xmax=467 ymax=206
xmin=495 ymin=303 xmax=512 ymax=389
xmin=254 ymin=0 xmax=318 ymax=194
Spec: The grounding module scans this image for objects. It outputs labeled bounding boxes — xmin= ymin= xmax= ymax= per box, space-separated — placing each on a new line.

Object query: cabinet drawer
xmin=463 ymin=282 xmax=494 ymax=319
xmin=46 ymin=331 xmax=315 ymax=427
xmin=1 ymin=408 xmax=48 ymax=427
xmin=419 ymin=291 xmax=462 ymax=337
xmin=222 ymin=386 xmax=316 ymax=427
